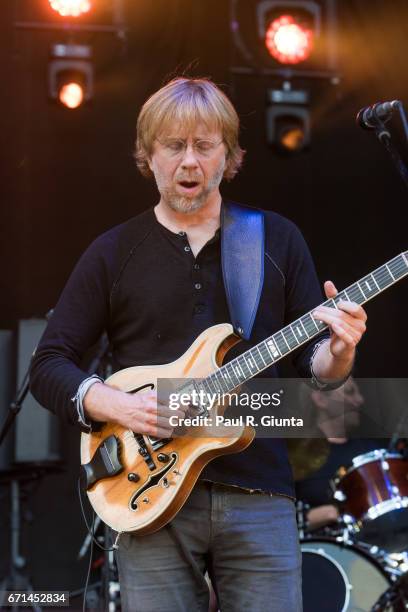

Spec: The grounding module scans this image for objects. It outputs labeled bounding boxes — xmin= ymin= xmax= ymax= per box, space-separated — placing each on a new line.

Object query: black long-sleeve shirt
xmin=30 ymin=203 xmax=328 ymax=497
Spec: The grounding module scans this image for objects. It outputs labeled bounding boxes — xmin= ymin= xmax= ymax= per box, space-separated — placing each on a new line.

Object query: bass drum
xmin=301 ymin=538 xmax=391 ymax=612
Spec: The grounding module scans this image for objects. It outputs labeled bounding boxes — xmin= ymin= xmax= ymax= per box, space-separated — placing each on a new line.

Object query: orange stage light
xmin=48 ymin=0 xmax=92 ymax=18
xmin=58 ymin=82 xmax=84 ymax=109
xmin=265 ymin=14 xmax=314 ymax=64
xmin=279 ymin=126 xmax=305 ymax=151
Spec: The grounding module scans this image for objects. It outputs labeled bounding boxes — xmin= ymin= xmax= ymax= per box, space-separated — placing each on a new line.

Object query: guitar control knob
xmin=157 ymin=453 xmax=170 ymax=463
xmin=128 ymin=472 xmax=140 ymax=482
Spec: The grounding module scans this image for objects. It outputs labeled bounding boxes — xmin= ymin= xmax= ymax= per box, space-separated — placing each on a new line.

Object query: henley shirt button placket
xmin=192 ymin=257 xmax=204 ymax=313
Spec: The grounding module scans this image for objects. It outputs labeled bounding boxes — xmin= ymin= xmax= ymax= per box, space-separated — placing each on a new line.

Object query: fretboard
xmin=197 ymin=251 xmax=408 ymax=397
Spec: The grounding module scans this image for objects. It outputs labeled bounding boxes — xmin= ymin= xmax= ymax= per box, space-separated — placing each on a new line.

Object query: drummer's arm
xmin=307 ymin=504 xmax=340 ymax=530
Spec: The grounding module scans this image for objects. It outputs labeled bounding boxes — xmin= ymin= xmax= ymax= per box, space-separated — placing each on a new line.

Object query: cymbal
xmin=287 ymin=438 xmax=330 ymax=481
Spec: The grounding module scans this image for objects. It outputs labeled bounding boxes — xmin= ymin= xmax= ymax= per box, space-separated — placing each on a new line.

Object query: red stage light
xmin=265 ymin=15 xmax=314 ymax=64
xmin=59 ymin=82 xmax=84 ymax=109
xmin=48 ymin=0 xmax=92 ymax=18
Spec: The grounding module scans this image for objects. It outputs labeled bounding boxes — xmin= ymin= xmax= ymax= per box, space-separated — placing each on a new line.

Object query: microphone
xmin=356 ymin=100 xmax=400 ymax=130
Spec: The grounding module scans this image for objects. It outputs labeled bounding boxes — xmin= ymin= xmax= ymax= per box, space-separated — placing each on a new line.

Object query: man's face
xmin=148 ymin=122 xmax=227 ymax=213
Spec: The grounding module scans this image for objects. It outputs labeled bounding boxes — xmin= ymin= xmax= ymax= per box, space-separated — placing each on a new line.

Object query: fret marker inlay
xmin=267 ymin=340 xmax=280 ymax=359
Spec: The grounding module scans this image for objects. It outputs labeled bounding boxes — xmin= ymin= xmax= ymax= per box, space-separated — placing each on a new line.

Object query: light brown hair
xmin=135 ymin=77 xmax=245 ymax=180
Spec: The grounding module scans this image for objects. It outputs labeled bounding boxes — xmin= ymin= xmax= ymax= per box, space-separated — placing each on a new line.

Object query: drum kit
xmin=290 ymin=443 xmax=408 ymax=611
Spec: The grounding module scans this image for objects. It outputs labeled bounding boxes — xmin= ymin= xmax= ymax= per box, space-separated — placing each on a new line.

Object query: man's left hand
xmin=312 ymin=280 xmax=367 ymax=362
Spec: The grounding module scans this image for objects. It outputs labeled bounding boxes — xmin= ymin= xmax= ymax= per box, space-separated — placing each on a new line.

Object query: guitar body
xmin=80 ymin=323 xmax=255 ymax=534
xmin=80 ymin=249 xmax=408 ymax=534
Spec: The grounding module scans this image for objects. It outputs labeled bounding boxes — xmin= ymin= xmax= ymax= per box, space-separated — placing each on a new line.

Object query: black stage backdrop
xmin=1 ymin=0 xmax=408 ymax=597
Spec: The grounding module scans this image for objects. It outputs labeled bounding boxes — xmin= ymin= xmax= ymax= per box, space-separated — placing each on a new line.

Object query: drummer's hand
xmin=313 ymin=281 xmax=367 ymax=363
xmin=307 ymin=504 xmax=340 ymax=530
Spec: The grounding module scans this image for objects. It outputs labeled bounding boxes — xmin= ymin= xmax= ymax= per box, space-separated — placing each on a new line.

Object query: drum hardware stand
xmin=0 ymin=478 xmax=42 ymax=612
xmin=329 ymin=482 xmax=354 ymax=545
xmin=104 ymin=530 xmax=121 ymax=612
xmin=73 ymin=516 xmax=104 ymax=610
xmin=70 ymin=582 xmax=102 ymax=609
xmin=339 ymin=518 xmax=354 ymax=546
xmin=73 ymin=521 xmax=121 ymax=611
xmin=296 ymin=500 xmax=309 ymax=539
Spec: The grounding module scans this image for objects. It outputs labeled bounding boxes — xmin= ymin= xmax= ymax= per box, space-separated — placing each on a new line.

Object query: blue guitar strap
xmin=221 ymin=201 xmax=265 ymax=341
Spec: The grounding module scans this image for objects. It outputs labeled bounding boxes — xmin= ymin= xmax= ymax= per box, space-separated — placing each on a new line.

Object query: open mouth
xmin=178 ymin=181 xmax=199 ymax=189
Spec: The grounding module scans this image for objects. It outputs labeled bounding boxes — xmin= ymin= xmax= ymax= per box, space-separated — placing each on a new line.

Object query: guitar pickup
xmin=147 ymin=436 xmax=172 ymax=451
xmin=134 ymin=434 xmax=156 ymax=471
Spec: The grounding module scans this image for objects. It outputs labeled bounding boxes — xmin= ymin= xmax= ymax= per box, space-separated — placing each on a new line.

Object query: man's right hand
xmin=83 ymin=382 xmax=187 ymax=438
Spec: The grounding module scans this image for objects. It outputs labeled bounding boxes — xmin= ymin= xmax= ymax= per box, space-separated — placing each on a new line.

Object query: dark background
xmin=1 ymin=0 xmax=408 ymax=601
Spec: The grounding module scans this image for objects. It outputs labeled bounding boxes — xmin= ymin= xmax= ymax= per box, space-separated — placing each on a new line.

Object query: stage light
xmin=265 ymin=14 xmax=314 ymax=64
xmin=255 ymin=1 xmax=322 ymax=68
xmin=277 ymin=121 xmax=306 ymax=152
xmin=266 ymin=87 xmax=310 ymax=154
xmin=59 ymin=81 xmax=84 ymax=109
xmin=48 ymin=0 xmax=92 ymax=18
xmin=48 ymin=44 xmax=93 ymax=109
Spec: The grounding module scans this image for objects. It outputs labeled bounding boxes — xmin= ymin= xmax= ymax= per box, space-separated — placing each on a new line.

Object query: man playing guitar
xmin=30 ymin=77 xmax=367 ymax=611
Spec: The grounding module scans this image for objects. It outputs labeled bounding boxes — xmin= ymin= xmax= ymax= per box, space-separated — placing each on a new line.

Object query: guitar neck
xmin=198 ymin=251 xmax=408 ymax=396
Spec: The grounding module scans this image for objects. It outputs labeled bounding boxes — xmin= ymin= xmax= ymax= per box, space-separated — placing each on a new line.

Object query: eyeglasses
xmin=156 ymin=138 xmax=224 ymax=159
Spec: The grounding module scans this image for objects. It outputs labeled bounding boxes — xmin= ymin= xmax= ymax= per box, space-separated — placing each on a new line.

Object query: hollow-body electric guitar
xmin=80 ymin=251 xmax=408 ymax=534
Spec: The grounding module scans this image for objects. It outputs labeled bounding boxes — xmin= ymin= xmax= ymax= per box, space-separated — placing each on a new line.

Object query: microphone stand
xmin=372 ymin=104 xmax=408 ymax=455
xmin=0 ymin=373 xmax=30 ymax=448
xmin=372 ymin=101 xmax=408 ymax=192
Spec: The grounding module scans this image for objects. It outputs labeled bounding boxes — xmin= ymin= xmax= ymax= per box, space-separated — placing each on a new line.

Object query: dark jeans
xmin=115 ymin=481 xmax=302 ymax=612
